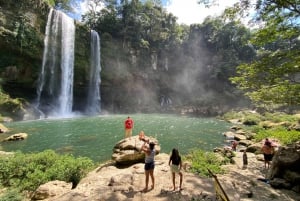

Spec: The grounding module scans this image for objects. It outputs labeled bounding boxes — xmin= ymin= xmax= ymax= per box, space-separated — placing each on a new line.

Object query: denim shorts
xmin=145 ymin=161 xmax=155 ymax=170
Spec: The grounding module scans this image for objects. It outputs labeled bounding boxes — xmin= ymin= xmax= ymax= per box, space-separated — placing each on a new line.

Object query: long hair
xmin=149 ymin=142 xmax=155 ymax=150
xmin=171 ymin=148 xmax=179 ymax=160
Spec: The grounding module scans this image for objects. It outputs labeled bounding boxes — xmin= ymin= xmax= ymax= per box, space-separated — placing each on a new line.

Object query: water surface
xmin=1 ymin=114 xmax=231 ymax=163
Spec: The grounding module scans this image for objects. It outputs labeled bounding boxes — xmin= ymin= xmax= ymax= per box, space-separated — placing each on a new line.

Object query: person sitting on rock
xmin=139 ymin=131 xmax=149 ymax=143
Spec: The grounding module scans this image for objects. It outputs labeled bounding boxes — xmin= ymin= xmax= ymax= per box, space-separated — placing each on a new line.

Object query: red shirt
xmin=125 ymin=119 xmax=134 ymax=129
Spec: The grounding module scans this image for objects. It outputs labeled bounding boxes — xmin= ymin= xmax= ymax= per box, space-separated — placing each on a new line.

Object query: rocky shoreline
xmin=30 ymin=133 xmax=300 ymax=201
xmin=30 ymin=152 xmax=300 ymax=201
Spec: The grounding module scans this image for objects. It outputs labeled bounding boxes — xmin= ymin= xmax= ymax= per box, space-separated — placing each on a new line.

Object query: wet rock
xmin=3 ymin=133 xmax=28 ymax=141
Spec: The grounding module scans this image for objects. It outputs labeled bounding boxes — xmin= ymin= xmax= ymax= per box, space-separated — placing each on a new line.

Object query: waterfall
xmin=85 ymin=30 xmax=101 ymax=115
xmin=36 ymin=8 xmax=75 ymax=118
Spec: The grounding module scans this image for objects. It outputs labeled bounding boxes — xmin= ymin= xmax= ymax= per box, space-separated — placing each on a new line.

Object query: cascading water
xmin=36 ymin=8 xmax=75 ymax=118
xmin=85 ymin=30 xmax=101 ymax=115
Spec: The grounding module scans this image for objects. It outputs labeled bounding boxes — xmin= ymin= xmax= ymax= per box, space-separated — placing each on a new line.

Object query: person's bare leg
xmin=179 ymin=172 xmax=183 ymax=190
xmin=149 ymin=169 xmax=155 ymax=189
xmin=172 ymin=172 xmax=175 ymax=191
xmin=143 ymin=171 xmax=149 ymax=192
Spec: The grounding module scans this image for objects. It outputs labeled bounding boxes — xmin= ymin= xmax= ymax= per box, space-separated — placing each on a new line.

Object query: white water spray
xmin=85 ymin=30 xmax=101 ymax=114
xmin=36 ymin=9 xmax=75 ymax=118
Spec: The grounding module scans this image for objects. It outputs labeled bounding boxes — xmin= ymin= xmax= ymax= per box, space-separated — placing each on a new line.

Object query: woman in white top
xmin=141 ymin=141 xmax=155 ymax=192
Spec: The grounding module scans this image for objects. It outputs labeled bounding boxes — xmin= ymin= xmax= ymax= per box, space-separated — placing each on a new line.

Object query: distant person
xmin=169 ymin=148 xmax=183 ymax=191
xmin=261 ymin=138 xmax=275 ymax=169
xmin=141 ymin=141 xmax=155 ymax=192
xmin=124 ymin=116 xmax=134 ymax=138
xmin=139 ymin=131 xmax=149 ymax=143
xmin=231 ymin=140 xmax=238 ymax=151
xmin=243 ymin=150 xmax=248 ymax=169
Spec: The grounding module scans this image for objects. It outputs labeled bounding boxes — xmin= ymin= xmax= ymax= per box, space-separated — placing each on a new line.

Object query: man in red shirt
xmin=124 ymin=116 xmax=134 ymax=138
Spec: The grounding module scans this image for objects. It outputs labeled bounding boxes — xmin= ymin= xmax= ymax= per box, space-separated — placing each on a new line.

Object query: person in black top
xmin=168 ymin=148 xmax=183 ymax=191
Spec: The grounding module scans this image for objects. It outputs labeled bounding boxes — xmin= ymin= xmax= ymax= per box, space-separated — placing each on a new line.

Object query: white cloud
xmin=80 ymin=0 xmax=89 ymax=14
xmin=79 ymin=0 xmax=104 ymax=19
xmin=165 ymin=0 xmax=239 ymax=25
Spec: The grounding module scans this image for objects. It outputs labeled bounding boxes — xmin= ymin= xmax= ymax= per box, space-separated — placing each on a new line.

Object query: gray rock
xmin=112 ymin=135 xmax=161 ymax=165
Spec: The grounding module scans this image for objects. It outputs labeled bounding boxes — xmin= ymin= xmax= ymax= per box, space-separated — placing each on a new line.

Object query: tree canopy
xmin=199 ymin=0 xmax=300 ymax=110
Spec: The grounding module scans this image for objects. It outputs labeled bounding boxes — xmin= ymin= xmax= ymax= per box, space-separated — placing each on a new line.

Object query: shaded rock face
xmin=268 ymin=142 xmax=300 ymax=192
xmin=0 ymin=0 xmax=51 ymax=79
xmin=112 ymin=135 xmax=161 ymax=166
xmin=0 ymin=0 xmax=91 ymax=118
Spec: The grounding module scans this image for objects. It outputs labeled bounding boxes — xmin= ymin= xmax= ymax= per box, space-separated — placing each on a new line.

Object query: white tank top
xmin=145 ymin=149 xmax=155 ymax=163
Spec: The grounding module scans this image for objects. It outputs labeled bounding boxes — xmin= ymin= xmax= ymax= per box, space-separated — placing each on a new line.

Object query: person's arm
xmin=141 ymin=143 xmax=149 ymax=154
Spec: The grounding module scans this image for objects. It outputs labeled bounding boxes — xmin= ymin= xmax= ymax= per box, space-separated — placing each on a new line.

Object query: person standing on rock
xmin=231 ymin=140 xmax=238 ymax=151
xmin=124 ymin=116 xmax=134 ymax=138
xmin=169 ymin=148 xmax=183 ymax=191
xmin=141 ymin=141 xmax=155 ymax=192
xmin=243 ymin=150 xmax=248 ymax=169
xmin=261 ymin=138 xmax=274 ymax=169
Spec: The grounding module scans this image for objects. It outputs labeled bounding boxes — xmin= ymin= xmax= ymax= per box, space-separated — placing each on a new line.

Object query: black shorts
xmin=264 ymin=153 xmax=273 ymax=161
xmin=145 ymin=161 xmax=155 ymax=171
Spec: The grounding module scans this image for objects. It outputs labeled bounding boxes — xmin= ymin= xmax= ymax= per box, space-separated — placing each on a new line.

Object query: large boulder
xmin=246 ymin=142 xmax=263 ymax=153
xmin=32 ymin=180 xmax=72 ymax=200
xmin=112 ymin=135 xmax=161 ymax=166
xmin=268 ymin=142 xmax=300 ymax=192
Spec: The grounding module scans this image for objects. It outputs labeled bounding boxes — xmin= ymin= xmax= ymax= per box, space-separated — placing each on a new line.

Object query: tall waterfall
xmin=36 ymin=9 xmax=75 ymax=118
xmin=85 ymin=30 xmax=101 ymax=114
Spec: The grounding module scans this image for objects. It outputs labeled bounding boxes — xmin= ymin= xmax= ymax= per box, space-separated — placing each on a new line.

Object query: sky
xmin=164 ymin=0 xmax=239 ymax=25
xmin=77 ymin=0 xmax=240 ymax=25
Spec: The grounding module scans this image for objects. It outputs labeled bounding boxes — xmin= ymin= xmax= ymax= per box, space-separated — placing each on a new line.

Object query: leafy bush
xmin=184 ymin=150 xmax=228 ymax=177
xmin=0 ymin=189 xmax=24 ymax=201
xmin=243 ymin=115 xmax=261 ymax=125
xmin=264 ymin=112 xmax=300 ymax=123
xmin=221 ymin=110 xmax=264 ymax=125
xmin=221 ymin=110 xmax=245 ymax=120
xmin=0 ymin=150 xmax=95 ymax=191
xmin=255 ymin=128 xmax=300 ymax=144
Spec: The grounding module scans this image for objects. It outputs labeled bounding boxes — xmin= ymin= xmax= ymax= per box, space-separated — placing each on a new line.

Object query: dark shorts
xmin=144 ymin=161 xmax=155 ymax=171
xmin=264 ymin=153 xmax=274 ymax=161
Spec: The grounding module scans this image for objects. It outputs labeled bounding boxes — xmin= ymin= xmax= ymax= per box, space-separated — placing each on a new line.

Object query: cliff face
xmin=0 ymin=0 xmax=50 ymax=100
xmin=0 ymin=0 xmax=166 ymax=117
xmin=0 ymin=0 xmax=92 ymax=119
xmin=0 ymin=0 xmax=237 ymax=119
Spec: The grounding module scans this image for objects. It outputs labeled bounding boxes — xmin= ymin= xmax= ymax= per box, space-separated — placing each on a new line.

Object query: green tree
xmin=227 ymin=0 xmax=300 ymax=110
